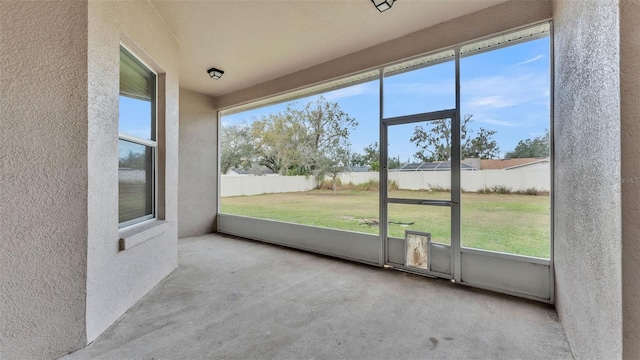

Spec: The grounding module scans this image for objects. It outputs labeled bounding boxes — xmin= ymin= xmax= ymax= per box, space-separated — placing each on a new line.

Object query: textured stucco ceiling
xmin=151 ymin=0 xmax=509 ymax=97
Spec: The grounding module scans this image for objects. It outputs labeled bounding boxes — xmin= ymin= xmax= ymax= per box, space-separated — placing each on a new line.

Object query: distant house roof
xmin=480 ymin=158 xmax=549 ymax=170
xmin=227 ymin=168 xmax=251 ymax=175
xmin=393 ymin=161 xmax=476 ymax=171
xmin=503 ymin=158 xmax=549 ymax=170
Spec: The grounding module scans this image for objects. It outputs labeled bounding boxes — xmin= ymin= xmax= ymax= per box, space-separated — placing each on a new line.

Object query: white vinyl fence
xmin=221 ymin=175 xmax=317 ymax=197
xmin=221 ymin=170 xmax=550 ymax=197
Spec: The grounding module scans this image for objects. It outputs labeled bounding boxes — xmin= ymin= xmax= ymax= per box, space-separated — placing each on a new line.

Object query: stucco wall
xmin=0 ymin=2 xmax=89 ymax=358
xmin=178 ymin=89 xmax=218 ymax=238
xmin=553 ymin=0 xmax=622 ymax=358
xmin=86 ymin=1 xmax=179 ymax=342
xmin=620 ymin=0 xmax=640 ymax=358
xmin=216 ymin=0 xmax=552 ymax=110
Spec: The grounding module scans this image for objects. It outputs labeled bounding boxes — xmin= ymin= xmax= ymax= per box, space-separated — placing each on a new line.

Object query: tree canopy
xmin=220 ymin=123 xmax=253 ymax=174
xmin=221 ymin=97 xmax=358 ymax=177
xmin=348 ymin=142 xmax=404 ymax=171
xmin=504 ymin=130 xmax=549 ymax=158
xmin=222 ymin=105 xmax=506 ymax=178
xmin=410 ymin=115 xmax=500 ymax=161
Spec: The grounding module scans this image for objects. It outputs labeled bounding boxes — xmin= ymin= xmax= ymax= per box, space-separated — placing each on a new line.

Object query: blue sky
xmin=220 ymin=36 xmax=549 ymax=162
xmin=119 ymin=96 xmax=153 ymax=140
xmin=119 ymin=96 xmax=153 ymax=160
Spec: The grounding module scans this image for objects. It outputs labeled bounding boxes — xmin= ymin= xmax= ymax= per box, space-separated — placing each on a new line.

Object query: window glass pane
xmin=119 ymin=96 xmax=154 ymax=140
xmin=383 ymin=50 xmax=455 ymax=118
xmin=119 ymin=46 xmax=155 ymax=140
xmin=220 ymin=78 xmax=380 ymax=235
xmin=119 ymin=139 xmax=153 ymax=224
xmin=460 ymin=35 xmax=550 ymax=258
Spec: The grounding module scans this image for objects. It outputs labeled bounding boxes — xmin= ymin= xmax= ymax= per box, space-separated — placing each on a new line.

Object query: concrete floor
xmin=64 ymin=234 xmax=573 ymax=359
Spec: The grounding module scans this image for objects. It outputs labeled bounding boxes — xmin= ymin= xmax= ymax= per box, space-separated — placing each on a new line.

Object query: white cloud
xmin=514 ymin=54 xmax=544 ymax=66
xmin=385 ymin=80 xmax=454 ymax=97
xmin=468 ymin=96 xmax=515 ymax=109
xmin=478 ymin=118 xmax=523 ymax=127
xmin=463 ymin=72 xmax=549 ymax=111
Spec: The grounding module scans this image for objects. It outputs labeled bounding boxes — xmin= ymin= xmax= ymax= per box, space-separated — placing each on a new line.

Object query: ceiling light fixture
xmin=371 ymin=0 xmax=395 ymax=12
xmin=207 ymin=67 xmax=224 ymax=80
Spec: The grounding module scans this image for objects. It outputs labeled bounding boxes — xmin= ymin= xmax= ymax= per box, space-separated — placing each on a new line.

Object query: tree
xmin=349 ymin=153 xmax=368 ymax=167
xmin=250 ymin=113 xmax=308 ymax=175
xmin=388 ymin=156 xmax=403 ymax=170
xmin=221 ymin=97 xmax=357 ymax=178
xmin=119 ymin=149 xmax=150 ymax=170
xmin=504 ymin=130 xmax=549 ymax=158
xmin=289 ymin=97 xmax=358 ymax=179
xmin=321 ymin=147 xmax=352 ymax=193
xmin=350 ymin=142 xmax=403 ymax=171
xmin=410 ymin=114 xmax=499 ymax=161
xmin=220 ymin=123 xmax=254 ymax=174
xmin=411 ymin=119 xmax=452 ymax=162
xmin=465 ymin=127 xmax=501 ymax=159
xmin=346 ymin=142 xmax=380 ymax=171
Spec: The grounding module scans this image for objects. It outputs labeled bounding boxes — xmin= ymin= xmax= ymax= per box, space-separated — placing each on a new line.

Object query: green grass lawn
xmin=220 ymin=189 xmax=550 ymax=258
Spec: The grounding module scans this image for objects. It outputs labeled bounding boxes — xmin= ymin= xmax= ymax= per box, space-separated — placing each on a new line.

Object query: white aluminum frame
xmin=381 ymin=110 xmax=459 ymax=280
xmin=218 ymin=21 xmax=554 ymax=303
xmin=548 ymin=20 xmax=556 ymax=302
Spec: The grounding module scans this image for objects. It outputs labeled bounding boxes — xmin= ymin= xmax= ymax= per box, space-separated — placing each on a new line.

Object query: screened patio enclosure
xmin=219 ymin=23 xmax=552 ymax=302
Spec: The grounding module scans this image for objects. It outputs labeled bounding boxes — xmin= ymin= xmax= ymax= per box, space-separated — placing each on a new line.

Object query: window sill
xmin=119 ymin=219 xmax=169 ymax=251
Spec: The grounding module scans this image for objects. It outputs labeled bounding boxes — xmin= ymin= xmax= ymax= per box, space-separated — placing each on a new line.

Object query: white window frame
xmin=118 ymin=45 xmax=158 ymax=229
